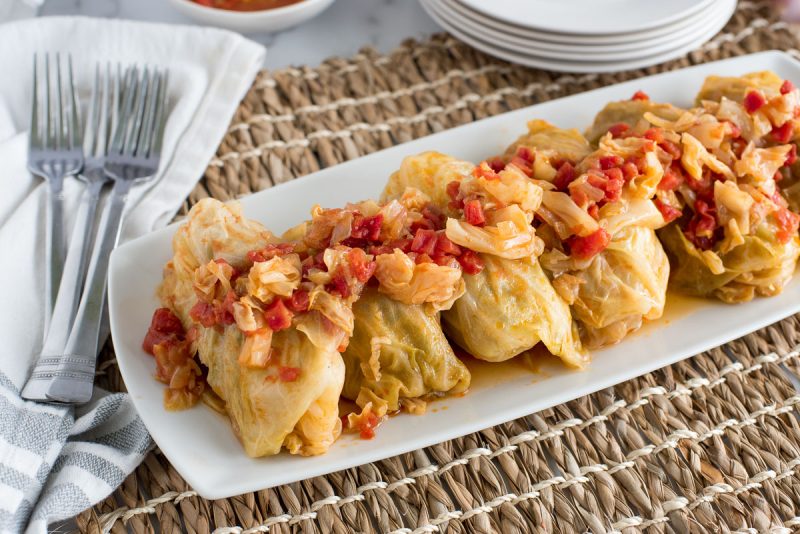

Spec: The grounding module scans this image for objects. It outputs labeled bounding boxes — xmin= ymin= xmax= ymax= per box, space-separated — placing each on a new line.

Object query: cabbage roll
xmin=505 ymin=119 xmax=592 ymax=164
xmin=151 ymin=199 xmax=369 ymax=457
xmin=585 ymin=93 xmax=685 ymax=144
xmin=387 ymin=153 xmax=586 ymax=366
xmin=299 ymin=193 xmax=471 ymax=418
xmin=511 ymin=123 xmax=672 ymax=348
xmin=343 ymin=287 xmax=470 ymax=414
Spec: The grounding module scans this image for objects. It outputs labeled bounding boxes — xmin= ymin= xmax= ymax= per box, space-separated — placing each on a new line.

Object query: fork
xmin=28 ymin=53 xmax=83 ymax=332
xmin=22 ymin=63 xmax=118 ymax=402
xmin=46 ymin=66 xmax=169 ymax=404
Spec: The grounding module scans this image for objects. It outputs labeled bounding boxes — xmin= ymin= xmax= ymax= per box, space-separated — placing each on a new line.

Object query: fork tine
xmin=65 ymin=54 xmax=80 ymax=151
xmin=138 ymin=69 xmax=161 ymax=158
xmin=30 ymin=54 xmax=40 ymax=150
xmin=44 ymin=53 xmax=52 ymax=150
xmin=123 ymin=67 xmax=150 ymax=156
xmin=150 ymin=70 xmax=169 ymax=158
xmin=110 ymin=66 xmax=137 ymax=155
xmin=95 ymin=63 xmax=112 ymax=158
xmin=54 ymin=53 xmax=64 ymax=151
xmin=84 ymin=63 xmax=99 ymax=157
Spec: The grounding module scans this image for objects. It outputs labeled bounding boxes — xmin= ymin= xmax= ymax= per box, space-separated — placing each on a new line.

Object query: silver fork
xmin=46 ymin=66 xmax=169 ymax=404
xmin=28 ymin=53 xmax=83 ymax=332
xmin=22 ymin=63 xmax=119 ymax=402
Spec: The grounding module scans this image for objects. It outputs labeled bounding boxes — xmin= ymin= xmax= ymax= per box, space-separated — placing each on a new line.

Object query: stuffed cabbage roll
xmin=382 ymin=151 xmax=476 ymax=209
xmin=627 ymin=87 xmax=800 ymax=302
xmin=413 ymin=154 xmax=587 ymax=367
xmin=510 ymin=122 xmax=672 ymax=348
xmin=297 ymin=193 xmax=471 ymax=421
xmin=149 ymin=198 xmax=371 ymax=457
xmin=585 ymin=91 xmax=685 ymax=144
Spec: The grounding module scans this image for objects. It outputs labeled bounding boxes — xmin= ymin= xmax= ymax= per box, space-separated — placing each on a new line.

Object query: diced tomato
xmin=685 ymin=171 xmax=717 ymax=203
xmin=278 ymin=366 xmax=301 ymax=382
xmin=683 ymin=199 xmax=718 ymax=250
xmin=422 ymin=204 xmax=446 ymax=230
xmin=350 ymin=213 xmax=383 ymax=242
xmin=510 ymin=147 xmax=534 ymax=176
xmin=743 ymin=90 xmax=767 ymax=113
xmin=410 ymin=228 xmax=438 ymax=255
xmin=446 ymin=180 xmax=463 ymax=210
xmin=586 ymin=169 xmax=623 ymax=203
xmin=327 ymin=273 xmax=351 ymax=299
xmin=658 ymin=163 xmax=684 ymax=191
xmin=607 ymin=123 xmax=629 ymax=138
xmin=515 ymin=146 xmax=534 ymax=163
xmin=587 ymin=203 xmax=599 ymax=220
xmin=464 ymin=199 xmax=486 ymax=226
xmin=772 ymin=122 xmax=794 ymax=144
xmin=435 ymin=234 xmax=461 ymax=256
xmin=218 ymin=291 xmax=236 ymax=325
xmin=781 ymin=80 xmax=796 ymax=95
xmin=457 ymin=249 xmax=484 ymax=275
xmin=368 ymin=245 xmax=394 ymax=256
xmin=509 ymin=155 xmax=533 ymax=177
xmin=286 ymin=289 xmax=310 ymax=313
xmin=247 ymin=243 xmax=294 ymax=263
xmin=473 ymin=161 xmax=500 ymax=180
xmin=774 ymin=205 xmax=800 ymax=244
xmin=189 ymin=300 xmax=217 ymax=328
xmin=487 ymin=157 xmax=506 ymax=173
xmin=631 ymin=90 xmax=650 ymax=101
xmin=787 ymin=144 xmax=798 ymax=166
xmin=643 ymin=128 xmax=665 ymax=144
xmin=143 ymin=308 xmax=185 ymax=354
xmin=621 ymin=161 xmax=639 ymax=182
xmin=347 ymin=248 xmax=377 ymax=283
xmin=568 ymin=228 xmax=610 ymax=259
xmin=654 ymin=198 xmax=682 ymax=223
xmin=599 ymin=155 xmax=623 ymax=170
xmin=553 ymin=161 xmax=576 ymax=191
xmin=659 ymin=140 xmax=681 ymax=159
xmin=264 ymin=298 xmax=294 ymax=331
xmin=358 ymin=411 xmax=379 ymax=440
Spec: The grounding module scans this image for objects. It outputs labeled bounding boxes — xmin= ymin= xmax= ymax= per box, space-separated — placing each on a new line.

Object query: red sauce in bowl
xmin=193 ymin=0 xmax=305 ymax=11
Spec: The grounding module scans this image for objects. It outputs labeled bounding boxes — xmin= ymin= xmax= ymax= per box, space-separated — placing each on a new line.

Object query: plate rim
xmin=458 ymin=0 xmax=716 ymax=36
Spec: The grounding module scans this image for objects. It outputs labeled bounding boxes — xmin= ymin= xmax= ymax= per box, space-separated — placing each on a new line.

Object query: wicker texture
xmin=78 ymin=3 xmax=800 ymax=532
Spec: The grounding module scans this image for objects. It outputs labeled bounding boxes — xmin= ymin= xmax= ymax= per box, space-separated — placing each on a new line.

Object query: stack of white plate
xmin=419 ymin=0 xmax=737 ymax=73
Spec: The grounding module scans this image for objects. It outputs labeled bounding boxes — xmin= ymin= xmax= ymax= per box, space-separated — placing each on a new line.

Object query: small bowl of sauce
xmin=168 ymin=0 xmax=335 ymax=34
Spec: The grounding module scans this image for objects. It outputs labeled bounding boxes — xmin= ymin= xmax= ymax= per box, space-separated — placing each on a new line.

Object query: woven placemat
xmin=78 ymin=2 xmax=800 ymax=532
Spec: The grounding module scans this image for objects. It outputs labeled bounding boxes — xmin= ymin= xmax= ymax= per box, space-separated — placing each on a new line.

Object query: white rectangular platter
xmin=109 ymin=51 xmax=800 ymax=499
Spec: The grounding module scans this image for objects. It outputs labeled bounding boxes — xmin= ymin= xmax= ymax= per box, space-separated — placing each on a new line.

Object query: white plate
xmin=433 ymin=0 xmax=720 ymax=59
xmin=422 ymin=0 xmax=735 ymax=74
xmin=166 ymin=0 xmax=335 ymax=34
xmin=109 ymin=51 xmax=800 ymax=500
xmin=444 ymin=0 xmax=720 ymax=46
xmin=460 ymin=0 xmax=714 ymax=36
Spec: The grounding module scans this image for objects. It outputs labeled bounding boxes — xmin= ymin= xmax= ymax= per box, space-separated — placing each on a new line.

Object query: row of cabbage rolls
xmin=143 ymin=71 xmax=800 ymax=457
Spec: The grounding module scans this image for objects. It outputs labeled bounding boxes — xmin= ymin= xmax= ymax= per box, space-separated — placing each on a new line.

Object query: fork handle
xmin=22 ymin=179 xmax=106 ymax=402
xmin=46 ymin=178 xmax=133 ymax=404
xmin=44 ymin=177 xmax=66 ymax=333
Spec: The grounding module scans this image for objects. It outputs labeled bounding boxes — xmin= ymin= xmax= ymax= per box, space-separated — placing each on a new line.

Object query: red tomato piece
xmin=347 ymin=248 xmax=377 ymax=283
xmin=435 ymin=234 xmax=461 ymax=256
xmin=787 ymin=144 xmax=798 ymax=166
xmin=631 ymin=90 xmax=649 ymax=101
xmin=457 ymin=249 xmax=484 ymax=275
xmin=599 ymin=155 xmax=623 ymax=170
xmin=327 ymin=273 xmax=351 ymax=299
xmin=743 ymin=90 xmax=767 ymax=113
xmin=658 ymin=163 xmax=684 ymax=191
xmin=286 ymin=289 xmax=310 ymax=313
xmin=781 ymin=80 xmax=796 ymax=95
xmin=607 ymin=123 xmax=629 ymax=138
xmin=264 ymin=298 xmax=294 ymax=331
xmin=568 ymin=228 xmax=610 ymax=259
xmin=350 ymin=213 xmax=383 ymax=242
xmin=772 ymin=122 xmax=794 ymax=144
xmin=553 ymin=161 xmax=576 ymax=191
xmin=587 ymin=203 xmax=599 ymax=220
xmin=410 ymin=228 xmax=438 ymax=255
xmin=653 ymin=198 xmax=682 ymax=223
xmin=189 ymin=300 xmax=217 ymax=328
xmin=774 ymin=206 xmax=800 ymax=244
xmin=621 ymin=161 xmax=639 ymax=182
xmin=143 ymin=308 xmax=185 ymax=354
xmin=464 ymin=199 xmax=486 ymax=226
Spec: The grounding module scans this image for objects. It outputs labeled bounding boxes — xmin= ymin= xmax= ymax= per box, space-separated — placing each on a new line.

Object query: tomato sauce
xmin=193 ymin=0 xmax=305 ymax=11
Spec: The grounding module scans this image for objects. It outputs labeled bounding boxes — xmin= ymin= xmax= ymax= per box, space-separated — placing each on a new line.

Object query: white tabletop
xmin=39 ymin=0 xmax=443 ymax=71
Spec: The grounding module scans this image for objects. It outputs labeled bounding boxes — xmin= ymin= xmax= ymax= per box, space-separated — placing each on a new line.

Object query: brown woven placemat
xmin=78 ymin=2 xmax=800 ymax=532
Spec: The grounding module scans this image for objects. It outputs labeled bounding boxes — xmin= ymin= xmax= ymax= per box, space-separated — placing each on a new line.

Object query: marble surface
xmin=38 ymin=0 xmax=443 ymax=70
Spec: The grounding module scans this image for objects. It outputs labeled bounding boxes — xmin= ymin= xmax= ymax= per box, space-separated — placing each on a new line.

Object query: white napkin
xmin=0 ymin=16 xmax=265 ymax=533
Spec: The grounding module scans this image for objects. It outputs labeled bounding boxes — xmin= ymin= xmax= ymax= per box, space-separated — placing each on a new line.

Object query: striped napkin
xmin=0 ymin=16 xmax=265 ymax=533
